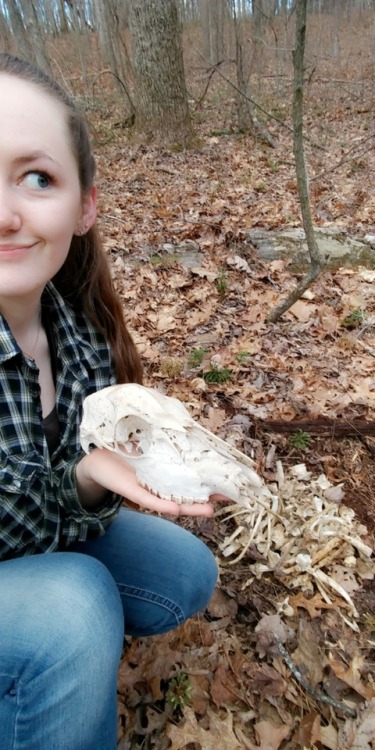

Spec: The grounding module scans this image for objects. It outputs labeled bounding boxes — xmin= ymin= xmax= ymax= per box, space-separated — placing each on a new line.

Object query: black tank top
xmin=42 ymin=309 xmax=60 ymax=455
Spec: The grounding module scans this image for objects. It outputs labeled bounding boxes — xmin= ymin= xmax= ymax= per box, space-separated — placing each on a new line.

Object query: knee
xmin=25 ymin=553 xmax=124 ymax=669
xmin=182 ymin=536 xmax=218 ymax=617
xmin=0 ymin=554 xmax=122 ymax=747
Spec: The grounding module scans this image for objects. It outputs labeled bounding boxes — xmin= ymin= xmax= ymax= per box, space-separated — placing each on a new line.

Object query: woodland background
xmin=1 ymin=1 xmax=375 ymax=748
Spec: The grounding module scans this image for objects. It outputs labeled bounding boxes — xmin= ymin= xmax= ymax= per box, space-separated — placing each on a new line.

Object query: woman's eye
xmin=23 ymin=171 xmax=52 ymax=190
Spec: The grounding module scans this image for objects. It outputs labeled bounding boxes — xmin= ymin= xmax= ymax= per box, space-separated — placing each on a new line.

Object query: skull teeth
xmin=140 ymin=481 xmax=206 ymax=504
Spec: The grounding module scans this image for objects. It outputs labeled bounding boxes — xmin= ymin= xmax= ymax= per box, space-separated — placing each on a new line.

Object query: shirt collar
xmin=0 ymin=282 xmax=102 ymax=370
xmin=0 ymin=317 xmax=21 ymax=363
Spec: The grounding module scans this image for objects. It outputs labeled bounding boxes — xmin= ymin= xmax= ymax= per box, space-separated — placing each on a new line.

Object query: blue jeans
xmin=0 ymin=509 xmax=218 ymax=750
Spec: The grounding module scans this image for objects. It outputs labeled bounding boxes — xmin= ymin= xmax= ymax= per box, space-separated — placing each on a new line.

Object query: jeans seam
xmin=116 ymin=583 xmax=186 ymax=627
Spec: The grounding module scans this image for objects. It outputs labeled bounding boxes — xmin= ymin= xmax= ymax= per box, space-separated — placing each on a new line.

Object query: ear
xmin=80 ymin=186 xmax=97 ymax=232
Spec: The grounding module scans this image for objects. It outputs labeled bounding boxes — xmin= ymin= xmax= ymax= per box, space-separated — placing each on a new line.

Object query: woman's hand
xmin=76 ymin=448 xmax=228 ymax=516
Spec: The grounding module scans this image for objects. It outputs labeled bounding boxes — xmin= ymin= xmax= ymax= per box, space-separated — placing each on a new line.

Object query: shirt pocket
xmin=0 ymin=450 xmax=46 ymax=557
xmin=0 ymin=449 xmax=45 ymax=498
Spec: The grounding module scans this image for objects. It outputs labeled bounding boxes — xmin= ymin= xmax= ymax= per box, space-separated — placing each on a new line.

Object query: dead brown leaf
xmin=289 ymin=592 xmax=342 ymax=618
xmin=339 ymin=698 xmax=375 ymax=749
xmin=291 ymin=621 xmax=324 ymax=687
xmin=166 ymin=706 xmax=242 ymax=750
xmin=329 ymin=656 xmax=375 ymax=700
xmin=211 ymin=662 xmax=244 ymax=706
xmin=292 ymin=711 xmax=322 ymax=747
xmin=117 ymin=636 xmax=180 ymax=700
xmin=246 ymin=719 xmax=291 ymax=750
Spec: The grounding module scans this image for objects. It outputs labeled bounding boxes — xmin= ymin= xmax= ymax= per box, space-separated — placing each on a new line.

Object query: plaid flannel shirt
xmin=0 ymin=281 xmax=121 ymax=561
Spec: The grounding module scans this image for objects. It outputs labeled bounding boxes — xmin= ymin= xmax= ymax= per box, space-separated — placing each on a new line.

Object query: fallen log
xmin=261 ymin=419 xmax=375 ymax=437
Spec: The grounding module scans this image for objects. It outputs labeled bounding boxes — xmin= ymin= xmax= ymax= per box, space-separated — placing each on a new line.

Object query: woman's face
xmin=0 ymin=74 xmax=96 ymax=302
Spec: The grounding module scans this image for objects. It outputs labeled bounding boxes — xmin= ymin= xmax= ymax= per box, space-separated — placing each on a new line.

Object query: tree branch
xmin=267 ymin=0 xmax=323 ymax=324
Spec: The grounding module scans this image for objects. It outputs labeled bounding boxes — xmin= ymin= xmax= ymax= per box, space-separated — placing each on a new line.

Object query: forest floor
xmin=81 ymin=27 xmax=375 ymax=749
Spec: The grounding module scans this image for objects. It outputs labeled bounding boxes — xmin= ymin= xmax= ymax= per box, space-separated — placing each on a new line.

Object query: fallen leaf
xmin=190 ymin=673 xmax=211 ymax=715
xmin=117 ymin=636 xmax=179 ymax=700
xmin=324 ymin=484 xmax=345 ymax=502
xmin=289 ymin=299 xmax=317 ymax=322
xmin=329 ymin=657 xmax=375 ymax=700
xmin=211 ymin=663 xmax=243 ymax=706
xmin=289 ymin=591 xmax=339 ymax=618
xmin=166 ymin=706 xmax=242 ymax=750
xmin=244 ymin=663 xmax=287 ymax=701
xmin=254 ymin=614 xmax=293 ymax=657
xmin=359 ymin=269 xmax=375 ymax=282
xmin=339 ymin=698 xmax=375 ymax=749
xmin=320 ymin=722 xmax=340 ymax=750
xmin=207 ymin=587 xmax=239 ymax=619
xmin=292 ymin=711 xmax=321 ymax=748
xmin=292 ymin=621 xmax=324 ymax=687
xmin=330 ymin=564 xmax=361 ymax=595
xmin=248 ymin=719 xmax=291 ymax=750
xmin=226 ymin=254 xmax=251 ymax=273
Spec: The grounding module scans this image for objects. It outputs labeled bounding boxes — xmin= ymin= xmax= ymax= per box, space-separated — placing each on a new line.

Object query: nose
xmin=0 ymin=184 xmax=22 ymax=233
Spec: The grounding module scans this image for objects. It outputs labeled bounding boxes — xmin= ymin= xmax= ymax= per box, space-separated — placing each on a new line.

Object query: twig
xmin=103 ymin=214 xmax=129 ymax=225
xmin=196 ymin=52 xmax=327 ymax=152
xmin=311 ymin=133 xmax=375 ymax=182
xmin=277 ymin=641 xmax=357 ymax=718
xmin=91 ymin=69 xmax=135 ymax=113
xmin=155 ymin=166 xmax=179 ymax=175
xmin=177 ymin=212 xmax=223 ymax=231
xmin=356 ymin=339 xmax=375 ymax=358
xmin=192 ymin=60 xmax=226 ymax=109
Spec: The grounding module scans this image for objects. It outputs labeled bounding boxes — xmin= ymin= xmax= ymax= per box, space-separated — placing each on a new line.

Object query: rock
xmin=247 ymin=226 xmax=375 ymax=270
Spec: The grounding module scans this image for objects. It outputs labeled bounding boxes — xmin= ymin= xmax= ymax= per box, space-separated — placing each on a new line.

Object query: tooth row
xmin=140 ymin=482 xmax=206 ymax=503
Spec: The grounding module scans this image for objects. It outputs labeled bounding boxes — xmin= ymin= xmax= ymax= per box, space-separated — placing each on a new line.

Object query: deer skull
xmin=80 ymin=384 xmax=270 ymax=505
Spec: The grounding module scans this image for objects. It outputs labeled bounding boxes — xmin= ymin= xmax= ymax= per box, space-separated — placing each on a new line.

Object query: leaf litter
xmin=86 ymin=23 xmax=375 ymax=749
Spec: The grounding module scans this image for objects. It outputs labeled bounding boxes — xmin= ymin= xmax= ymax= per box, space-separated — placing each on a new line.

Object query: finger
xmin=134 ymin=494 xmax=214 ymax=517
xmin=209 ymin=493 xmax=234 ymax=503
xmin=127 ymin=484 xmax=215 ymax=517
xmin=176 ymin=502 xmax=214 ymax=517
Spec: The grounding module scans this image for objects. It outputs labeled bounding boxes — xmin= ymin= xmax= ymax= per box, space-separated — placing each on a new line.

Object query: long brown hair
xmin=0 ymin=52 xmax=142 ymax=384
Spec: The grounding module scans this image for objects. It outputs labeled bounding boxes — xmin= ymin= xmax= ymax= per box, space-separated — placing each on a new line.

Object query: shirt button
xmin=14 ymin=479 xmax=21 ymax=489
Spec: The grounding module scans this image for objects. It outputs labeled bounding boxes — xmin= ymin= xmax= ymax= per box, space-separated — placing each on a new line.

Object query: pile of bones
xmin=80 ymin=384 xmax=374 ymax=630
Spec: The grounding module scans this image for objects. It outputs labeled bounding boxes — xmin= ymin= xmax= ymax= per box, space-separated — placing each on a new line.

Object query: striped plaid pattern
xmin=0 ymin=282 xmax=121 ymax=560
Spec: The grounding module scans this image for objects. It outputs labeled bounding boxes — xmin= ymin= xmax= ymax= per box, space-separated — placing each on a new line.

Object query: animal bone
xmin=80 ymin=385 xmax=374 ymax=623
xmin=80 ymin=384 xmax=271 ymax=506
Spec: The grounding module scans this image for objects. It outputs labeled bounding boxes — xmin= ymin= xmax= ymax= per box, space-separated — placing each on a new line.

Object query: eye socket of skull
xmin=114 ymin=416 xmax=152 ymax=457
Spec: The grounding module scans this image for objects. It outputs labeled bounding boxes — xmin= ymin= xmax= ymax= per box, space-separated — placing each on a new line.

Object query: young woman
xmin=0 ymin=53 xmax=219 ymax=750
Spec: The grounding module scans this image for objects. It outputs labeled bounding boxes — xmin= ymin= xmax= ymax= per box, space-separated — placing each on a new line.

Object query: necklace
xmin=22 ymin=313 xmax=43 ymax=360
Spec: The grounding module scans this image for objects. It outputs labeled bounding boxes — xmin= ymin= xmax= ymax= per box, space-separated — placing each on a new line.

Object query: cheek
xmin=38 ymin=200 xmax=81 ymax=240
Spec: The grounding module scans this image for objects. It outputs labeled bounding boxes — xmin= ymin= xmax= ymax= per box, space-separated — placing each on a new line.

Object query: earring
xmin=76 ymin=225 xmax=87 ymax=236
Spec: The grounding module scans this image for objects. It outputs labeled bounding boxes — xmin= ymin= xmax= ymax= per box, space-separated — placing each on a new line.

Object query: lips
xmin=0 ymin=244 xmax=34 ymax=257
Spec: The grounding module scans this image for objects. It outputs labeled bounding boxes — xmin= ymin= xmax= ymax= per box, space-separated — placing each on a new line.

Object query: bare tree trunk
xmin=57 ymin=0 xmax=70 ymax=33
xmin=211 ymin=0 xmax=227 ymax=63
xmin=234 ymin=7 xmax=252 ymax=131
xmin=94 ymin=0 xmax=132 ymax=102
xmin=0 ymin=6 xmax=13 ymax=49
xmin=267 ymin=0 xmax=322 ymax=324
xmin=199 ymin=0 xmax=227 ymax=64
xmin=128 ymin=0 xmax=194 ymax=147
xmin=232 ymin=1 xmax=276 ymax=144
xmin=21 ymin=1 xmax=51 ymax=73
xmin=332 ymin=0 xmax=341 ymax=57
xmin=200 ymin=0 xmax=212 ymax=61
xmin=6 ymin=0 xmax=35 ymax=61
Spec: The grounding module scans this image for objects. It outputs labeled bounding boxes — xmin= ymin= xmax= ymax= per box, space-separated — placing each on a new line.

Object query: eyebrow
xmin=14 ymin=151 xmax=61 ymax=168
